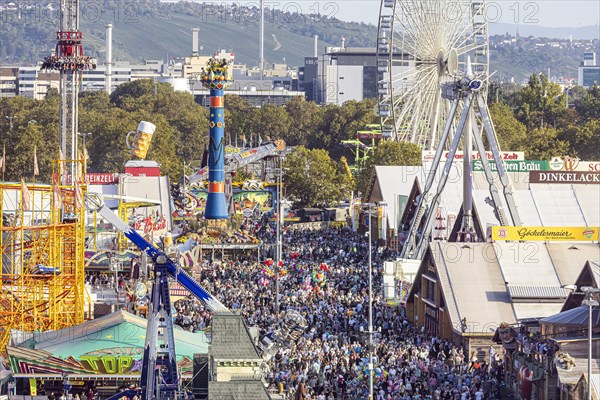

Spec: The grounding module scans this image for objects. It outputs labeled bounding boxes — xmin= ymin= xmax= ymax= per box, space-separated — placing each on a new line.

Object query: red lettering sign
xmin=64 ymin=173 xmax=119 ymax=185
xmin=530 ymin=171 xmax=600 ymax=184
xmin=132 ymin=216 xmax=168 ymax=234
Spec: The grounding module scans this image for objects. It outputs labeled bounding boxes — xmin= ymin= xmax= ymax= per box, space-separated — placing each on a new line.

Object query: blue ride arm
xmin=88 ymin=196 xmax=230 ymax=314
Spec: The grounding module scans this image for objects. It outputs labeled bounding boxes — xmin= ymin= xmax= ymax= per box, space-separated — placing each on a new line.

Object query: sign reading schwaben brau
xmin=529 ymin=171 xmax=600 ymax=184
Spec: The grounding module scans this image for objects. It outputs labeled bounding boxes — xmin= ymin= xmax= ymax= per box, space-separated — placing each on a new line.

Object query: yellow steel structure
xmin=0 ymin=161 xmax=86 ymax=354
xmin=117 ymin=200 xmax=157 ymax=252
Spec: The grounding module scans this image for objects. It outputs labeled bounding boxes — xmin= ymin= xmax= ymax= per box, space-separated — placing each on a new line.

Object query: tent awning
xmin=541 ymin=305 xmax=600 ymax=326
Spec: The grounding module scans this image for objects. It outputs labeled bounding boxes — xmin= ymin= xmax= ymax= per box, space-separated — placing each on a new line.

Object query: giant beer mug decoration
xmin=126 ymin=121 xmax=156 ymax=159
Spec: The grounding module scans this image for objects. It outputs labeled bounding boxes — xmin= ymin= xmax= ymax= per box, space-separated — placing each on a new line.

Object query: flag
xmin=1 ymin=143 xmax=5 ymax=174
xmin=379 ymin=205 xmax=387 ymax=241
xmin=21 ymin=180 xmax=32 ymax=211
xmin=351 ymin=200 xmax=360 ymax=232
xmin=74 ymin=179 xmax=84 ymax=210
xmin=58 ymin=148 xmax=66 ymax=175
xmin=33 ymin=146 xmax=39 ymax=176
xmin=258 ymin=135 xmax=263 ymax=146
xmin=78 ymin=149 xmax=84 ymax=177
xmin=52 ymin=176 xmax=63 ymax=209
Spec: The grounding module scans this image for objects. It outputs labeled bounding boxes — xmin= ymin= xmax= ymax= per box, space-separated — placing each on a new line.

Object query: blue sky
xmin=244 ymin=0 xmax=600 ymax=27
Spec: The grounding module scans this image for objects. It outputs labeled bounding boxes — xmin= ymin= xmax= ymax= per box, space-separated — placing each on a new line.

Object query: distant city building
xmin=0 ymin=67 xmax=18 ymax=98
xmin=0 ymin=60 xmax=163 ymax=99
xmin=195 ymin=89 xmax=303 ymax=107
xmin=184 ymin=50 xmax=301 ymax=106
xmin=82 ymin=64 xmax=132 ymax=92
xmin=0 ymin=66 xmax=59 ymax=99
xmin=0 ymin=44 xmax=302 ymax=107
xmin=299 ymin=57 xmax=318 ymax=102
xmin=578 ymin=52 xmax=599 ymax=88
xmin=313 ymin=46 xmax=413 ymax=106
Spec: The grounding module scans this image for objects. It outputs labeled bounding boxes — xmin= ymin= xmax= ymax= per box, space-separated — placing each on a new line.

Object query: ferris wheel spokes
xmin=377 ymin=0 xmax=489 ymax=145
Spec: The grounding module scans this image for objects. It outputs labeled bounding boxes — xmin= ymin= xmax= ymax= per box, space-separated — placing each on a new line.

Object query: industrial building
xmin=299 ymin=46 xmax=414 ymax=105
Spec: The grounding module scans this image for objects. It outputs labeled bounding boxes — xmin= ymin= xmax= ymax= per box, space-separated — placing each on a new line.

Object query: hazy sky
xmin=258 ymin=0 xmax=600 ymax=27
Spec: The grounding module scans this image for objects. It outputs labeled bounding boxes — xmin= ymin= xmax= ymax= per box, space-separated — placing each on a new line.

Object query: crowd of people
xmin=170 ymin=225 xmax=507 ymax=399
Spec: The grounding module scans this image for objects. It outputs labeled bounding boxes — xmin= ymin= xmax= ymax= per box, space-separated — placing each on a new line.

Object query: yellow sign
xmin=492 ymin=226 xmax=599 ymax=241
xmin=29 ymin=378 xmax=37 ymax=396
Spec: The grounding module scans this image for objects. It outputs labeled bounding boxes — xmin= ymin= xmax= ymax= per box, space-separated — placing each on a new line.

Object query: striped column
xmin=201 ymin=59 xmax=232 ymax=220
xmin=205 ymin=88 xmax=227 ymax=219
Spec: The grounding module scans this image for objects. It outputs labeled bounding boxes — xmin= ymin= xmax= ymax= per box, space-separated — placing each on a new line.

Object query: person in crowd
xmin=86 ymin=224 xmax=504 ymax=399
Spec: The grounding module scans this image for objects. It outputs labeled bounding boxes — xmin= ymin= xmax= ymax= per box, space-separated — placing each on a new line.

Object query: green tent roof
xmin=30 ymin=310 xmax=209 ymax=360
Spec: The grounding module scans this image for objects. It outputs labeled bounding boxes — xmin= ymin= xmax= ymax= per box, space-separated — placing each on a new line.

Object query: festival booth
xmin=7 ymin=310 xmax=208 ymax=397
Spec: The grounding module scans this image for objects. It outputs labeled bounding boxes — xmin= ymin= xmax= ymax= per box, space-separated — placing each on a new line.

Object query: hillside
xmin=0 ymin=0 xmax=370 ymax=67
xmin=0 ymin=1 xmax=597 ymax=82
xmin=489 ymin=22 xmax=600 ymax=40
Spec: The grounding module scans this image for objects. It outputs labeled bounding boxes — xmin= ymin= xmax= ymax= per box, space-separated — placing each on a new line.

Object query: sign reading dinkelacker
xmin=492 ymin=226 xmax=599 ymax=241
xmin=529 ymin=171 xmax=600 ymax=184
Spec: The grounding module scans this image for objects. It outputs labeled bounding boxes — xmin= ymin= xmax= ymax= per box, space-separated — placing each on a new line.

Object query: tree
xmin=110 ymin=79 xmax=170 ymax=113
xmin=224 ymin=95 xmax=254 ymax=146
xmin=311 ymin=99 xmax=378 ymax=159
xmin=153 ymin=90 xmax=209 ymax=164
xmin=559 ymin=119 xmax=600 ymax=160
xmin=79 ymin=91 xmax=111 ymax=114
xmin=523 ymin=127 xmax=570 ymax=160
xmin=357 ymin=141 xmax=422 ymax=196
xmin=143 ymin=114 xmax=181 ymax=178
xmin=488 ymin=103 xmax=527 ymax=151
xmin=251 ymin=104 xmax=291 ymax=143
xmin=487 ymin=82 xmax=522 ymax=107
xmin=84 ymin=108 xmax=137 ymax=173
xmin=0 ymin=95 xmax=59 ymax=181
xmin=283 ymin=96 xmax=322 ymax=146
xmin=574 ymin=85 xmax=600 ymax=122
xmin=514 ymin=73 xmax=565 ymax=130
xmin=283 ymin=146 xmax=349 ymax=208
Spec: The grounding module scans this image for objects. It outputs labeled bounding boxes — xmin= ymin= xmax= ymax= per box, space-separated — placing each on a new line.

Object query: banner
xmin=396 ymin=195 xmax=408 ymax=232
xmin=64 ymin=173 xmax=120 ymax=185
xmin=351 ymin=199 xmax=360 ymax=232
xmin=472 ymin=160 xmax=549 ymax=172
xmin=423 ymin=150 xmax=524 ymax=161
xmin=378 ymin=205 xmax=387 ymax=241
xmin=29 ymin=378 xmax=37 ymax=396
xmin=548 ymin=157 xmax=600 ymax=172
xmin=492 ymin=226 xmax=599 ymax=241
xmin=529 ymin=171 xmax=600 ymax=184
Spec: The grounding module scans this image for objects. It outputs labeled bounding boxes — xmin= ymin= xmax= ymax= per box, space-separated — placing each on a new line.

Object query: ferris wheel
xmin=376 ymin=0 xmax=489 ymax=149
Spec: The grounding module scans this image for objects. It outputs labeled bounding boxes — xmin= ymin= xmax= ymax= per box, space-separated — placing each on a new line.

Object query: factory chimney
xmin=192 ymin=27 xmax=199 ymax=56
xmin=105 ymin=23 xmax=113 ymax=94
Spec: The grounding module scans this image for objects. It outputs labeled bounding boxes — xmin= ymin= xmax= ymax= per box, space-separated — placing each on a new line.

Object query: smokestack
xmin=341 ymin=36 xmax=345 ymax=49
xmin=192 ymin=27 xmax=199 ymax=56
xmin=105 ymin=23 xmax=112 ymax=94
xmin=259 ymin=0 xmax=264 ymax=80
xmin=314 ymin=35 xmax=318 ymax=58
